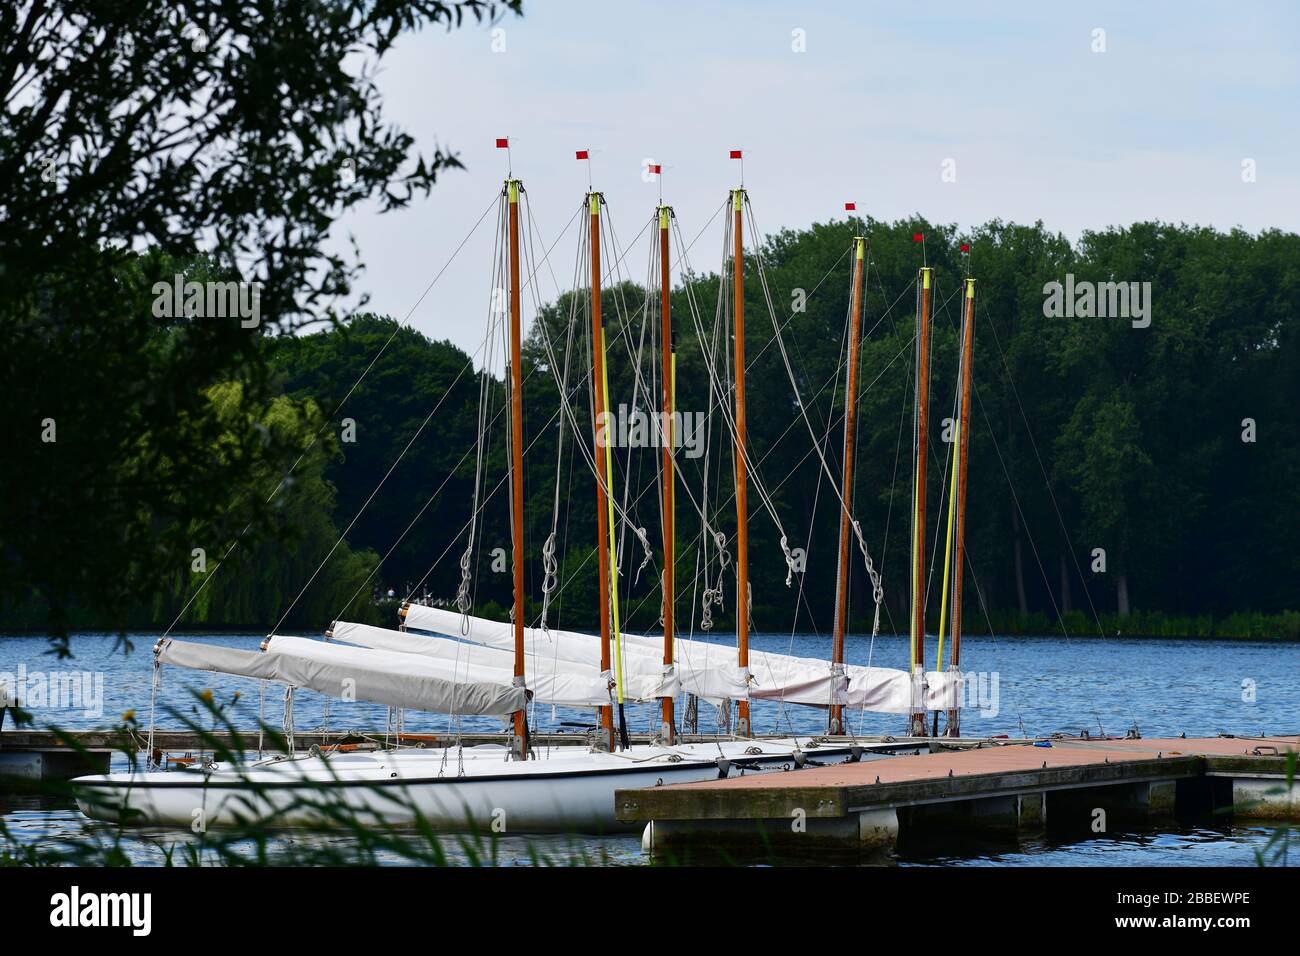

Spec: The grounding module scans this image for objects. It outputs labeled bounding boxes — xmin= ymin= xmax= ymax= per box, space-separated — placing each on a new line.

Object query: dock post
xmin=857 ymin=808 xmax=900 ymax=849
xmin=1231 ymin=775 xmax=1299 ymax=819
xmin=1017 ymin=792 xmax=1047 ymax=835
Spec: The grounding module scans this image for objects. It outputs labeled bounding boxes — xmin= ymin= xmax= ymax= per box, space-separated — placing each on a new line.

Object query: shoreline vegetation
xmin=1 ymin=606 xmax=1296 ymax=642
xmin=8 ymin=218 xmax=1300 ymax=652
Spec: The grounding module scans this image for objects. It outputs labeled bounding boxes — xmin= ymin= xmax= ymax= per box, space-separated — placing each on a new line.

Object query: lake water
xmin=2 ymin=630 xmax=1295 ymax=866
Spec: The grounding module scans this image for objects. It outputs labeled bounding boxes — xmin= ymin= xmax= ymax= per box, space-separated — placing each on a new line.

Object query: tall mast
xmin=909 ymin=266 xmax=933 ymax=738
xmin=947 ymin=278 xmax=976 ymax=736
xmin=732 ymin=187 xmax=751 ymax=738
xmin=588 ymin=191 xmax=617 ymax=752
xmin=658 ymin=204 xmax=676 ymax=744
xmin=506 ymin=178 xmax=529 ymax=759
xmin=829 ymin=235 xmax=867 ymax=735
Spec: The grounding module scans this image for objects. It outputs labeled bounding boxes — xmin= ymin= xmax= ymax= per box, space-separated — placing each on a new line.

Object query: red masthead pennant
xmin=495 ymin=137 xmax=509 ymax=148
xmin=960 ymin=243 xmax=970 ymax=252
xmin=649 ymin=164 xmax=662 ymax=174
xmin=844 ymin=202 xmax=856 ymax=211
xmin=913 ymin=232 xmax=924 ymax=242
xmin=575 ymin=149 xmax=589 ymax=160
xmin=729 ymin=149 xmax=743 ymax=159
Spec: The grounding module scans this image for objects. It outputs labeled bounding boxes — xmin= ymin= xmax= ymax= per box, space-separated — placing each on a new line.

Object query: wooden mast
xmin=658 ymin=204 xmax=675 ymax=744
xmin=910 ymin=266 xmax=933 ymax=738
xmin=506 ymin=178 xmax=529 ymax=759
xmin=732 ymin=187 xmax=751 ymax=738
xmin=588 ymin=191 xmax=616 ymax=751
xmin=947 ymin=278 xmax=976 ymax=736
xmin=829 ymin=235 xmax=867 ymax=735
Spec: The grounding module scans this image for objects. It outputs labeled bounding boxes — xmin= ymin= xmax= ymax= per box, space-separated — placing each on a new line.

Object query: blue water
xmin=2 ymin=631 xmax=1295 ymax=866
xmin=2 ymin=631 xmax=1294 ymax=740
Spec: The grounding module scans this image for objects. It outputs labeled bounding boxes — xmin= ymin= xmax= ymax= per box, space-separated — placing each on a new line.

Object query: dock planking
xmin=618 ymin=736 xmax=1300 ymax=857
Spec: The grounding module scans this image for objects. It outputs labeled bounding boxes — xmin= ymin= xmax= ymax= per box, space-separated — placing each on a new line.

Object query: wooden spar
xmin=658 ymin=205 xmax=675 ymax=744
xmin=588 ymin=191 xmax=616 ymax=751
xmin=947 ymin=278 xmax=976 ymax=736
xmin=506 ymin=179 xmax=528 ymax=758
xmin=910 ymin=266 xmax=933 ymax=738
xmin=829 ymin=235 xmax=867 ymax=736
xmin=732 ymin=188 xmax=751 ymax=738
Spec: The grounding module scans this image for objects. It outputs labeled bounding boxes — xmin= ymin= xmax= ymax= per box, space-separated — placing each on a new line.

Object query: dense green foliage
xmin=234 ymin=215 xmax=1299 ymax=641
xmin=0 ymin=2 xmax=521 ymax=649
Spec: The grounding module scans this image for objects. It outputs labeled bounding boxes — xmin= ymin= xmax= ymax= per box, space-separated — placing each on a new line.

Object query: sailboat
xmin=73 ymin=154 xmax=978 ymax=832
xmin=73 ymin=145 xmax=982 ymax=832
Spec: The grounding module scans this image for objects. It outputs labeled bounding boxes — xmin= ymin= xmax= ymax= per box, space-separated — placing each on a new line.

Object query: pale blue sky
xmin=333 ymin=1 xmax=1299 ymax=354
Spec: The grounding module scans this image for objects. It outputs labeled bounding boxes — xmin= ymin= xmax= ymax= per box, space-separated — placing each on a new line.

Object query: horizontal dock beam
xmin=617 ymin=736 xmax=1299 ymax=860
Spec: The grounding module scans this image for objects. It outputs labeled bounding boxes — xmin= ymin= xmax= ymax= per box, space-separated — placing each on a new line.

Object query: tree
xmin=0 ymin=1 xmax=521 ymax=651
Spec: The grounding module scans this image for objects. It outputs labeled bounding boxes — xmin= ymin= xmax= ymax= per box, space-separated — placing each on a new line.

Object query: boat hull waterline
xmin=73 ymin=740 xmax=880 ymax=833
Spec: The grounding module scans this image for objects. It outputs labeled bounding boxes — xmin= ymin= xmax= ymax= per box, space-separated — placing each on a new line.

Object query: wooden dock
xmin=617 ymin=735 xmax=1300 ymax=859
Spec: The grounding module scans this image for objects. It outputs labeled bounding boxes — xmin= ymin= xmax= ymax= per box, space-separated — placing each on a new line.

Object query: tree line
xmin=7 ymin=214 xmax=1298 ymax=641
xmin=137 ymin=214 xmax=1300 ymax=639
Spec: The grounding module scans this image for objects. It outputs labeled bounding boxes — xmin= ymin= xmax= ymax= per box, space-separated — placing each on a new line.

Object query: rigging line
xmin=675 ymin=211 xmax=805 ymax=560
xmin=409 ymin=196 xmax=657 ymax=624
xmin=979 ymin=297 xmax=1111 ymax=639
xmin=743 ymin=202 xmax=884 ymax=601
xmin=456 ymin=197 xmax=508 ymax=623
xmin=340 ymin=221 xmax=564 ymax=621
xmin=527 ymin=207 xmax=711 ymax=563
xmin=968 ymin=361 xmax=1105 ymax=730
xmin=673 ymin=247 xmax=920 ymax=643
xmin=680 ymin=278 xmax=924 ymax=561
xmin=920 ymin=280 xmax=965 ymax=622
xmin=889 ymin=278 xmax=1029 ymax=737
xmin=920 ymin=293 xmax=1074 ymax=736
xmin=273 ymin=356 xmax=472 ymax=633
xmin=401 ymin=371 xmax=561 ymax=611
xmin=599 ymin=326 xmax=922 ymax=634
xmin=600 ymin=198 xmax=656 ymax=581
xmin=866 ymin=254 xmax=925 ymax=641
xmin=157 ymin=190 xmax=500 ymax=639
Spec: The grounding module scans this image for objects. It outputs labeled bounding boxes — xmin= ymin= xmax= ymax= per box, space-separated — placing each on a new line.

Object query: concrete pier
xmin=619 ymin=735 xmax=1299 ymax=860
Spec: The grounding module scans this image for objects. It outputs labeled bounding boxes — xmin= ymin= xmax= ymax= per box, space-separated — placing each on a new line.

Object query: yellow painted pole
xmin=937 ymin=419 xmax=960 ymax=665
xmin=599 ymin=327 xmax=626 ymax=710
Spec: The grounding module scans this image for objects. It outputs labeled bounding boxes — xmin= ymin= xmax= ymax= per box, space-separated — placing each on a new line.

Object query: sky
xmin=331 ymin=1 xmax=1300 ymax=356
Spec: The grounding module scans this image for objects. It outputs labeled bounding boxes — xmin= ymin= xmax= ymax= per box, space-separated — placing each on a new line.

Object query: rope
xmin=158 ymin=192 xmax=499 ymax=641
xmin=146 ymin=659 xmax=160 ymax=768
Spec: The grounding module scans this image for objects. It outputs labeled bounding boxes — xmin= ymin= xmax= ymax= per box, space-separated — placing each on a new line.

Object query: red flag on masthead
xmin=913 ymin=232 xmax=924 ymax=242
xmin=496 ymin=138 xmax=509 ymax=148
xmin=575 ymin=149 xmax=589 ymax=160
xmin=960 ymin=243 xmax=970 ymax=252
xmin=649 ymin=164 xmax=662 ymax=174
xmin=729 ymin=149 xmax=743 ymax=159
xmin=845 ymin=202 xmax=856 ymax=211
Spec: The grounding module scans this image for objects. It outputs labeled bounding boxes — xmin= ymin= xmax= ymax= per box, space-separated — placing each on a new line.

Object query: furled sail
xmin=154 ymin=635 xmax=528 ymax=716
xmin=328 ymin=621 xmax=624 ymax=707
xmin=402 ymin=604 xmax=750 ymax=704
xmin=402 ymin=604 xmax=959 ymax=715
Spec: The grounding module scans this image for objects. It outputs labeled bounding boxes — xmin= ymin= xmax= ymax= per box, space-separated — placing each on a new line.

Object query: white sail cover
xmin=402 ymin=604 xmax=749 ymax=704
xmin=402 ymin=604 xmax=961 ymax=715
xmin=328 ymin=621 xmax=618 ymax=707
xmin=155 ymin=636 xmax=527 ymax=716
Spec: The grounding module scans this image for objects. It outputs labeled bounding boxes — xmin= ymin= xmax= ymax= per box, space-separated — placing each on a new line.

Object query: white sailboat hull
xmin=74 ymin=740 xmax=869 ymax=833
